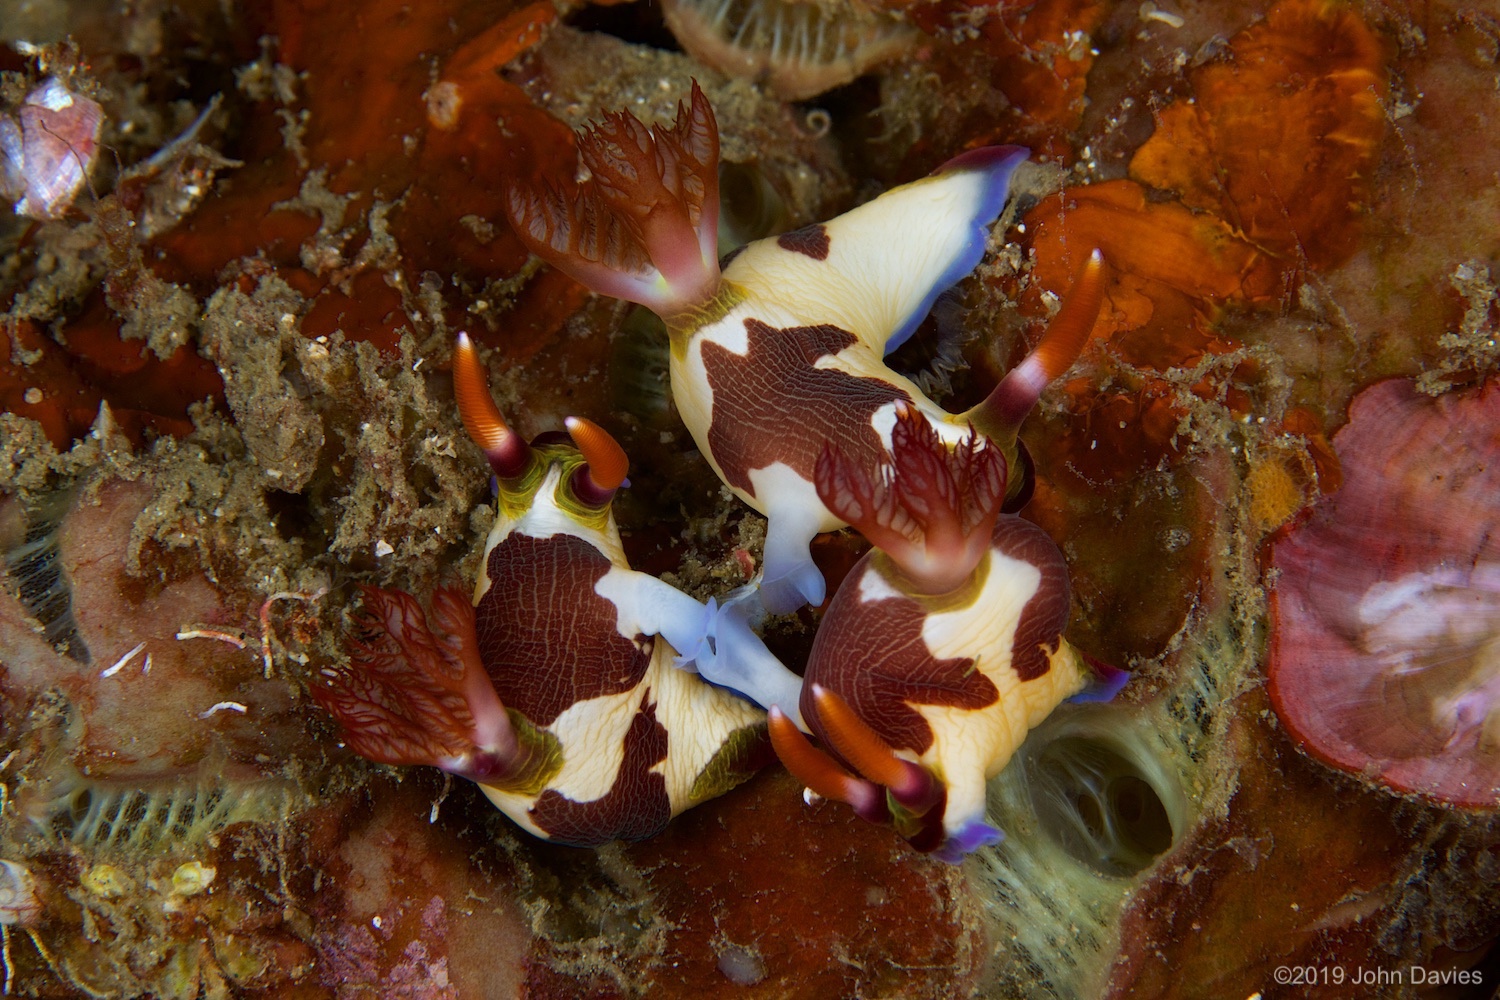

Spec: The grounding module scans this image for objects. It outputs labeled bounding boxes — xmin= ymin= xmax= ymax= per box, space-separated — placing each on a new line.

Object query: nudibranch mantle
xmin=696 ymin=150 xmax=1020 ymax=355
xmin=806 ymin=519 xmax=1091 ymax=857
xmin=768 ymin=408 xmax=1124 ymax=861
xmin=315 ymin=335 xmax=803 ymax=847
xmin=666 ymin=152 xmax=1028 ymax=612
xmin=506 ymin=85 xmax=1103 ymax=613
xmin=470 ymin=460 xmax=764 ymax=842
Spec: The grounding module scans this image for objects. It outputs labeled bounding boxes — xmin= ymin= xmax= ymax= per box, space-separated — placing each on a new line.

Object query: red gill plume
xmin=314 ymin=586 xmax=519 ymax=784
xmin=815 ymin=405 xmax=1006 ymax=594
xmin=504 ymin=82 xmax=721 ymax=318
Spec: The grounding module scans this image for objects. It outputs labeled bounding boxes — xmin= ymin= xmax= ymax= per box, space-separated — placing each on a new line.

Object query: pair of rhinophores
xmin=315 ymin=83 xmax=1126 ymax=861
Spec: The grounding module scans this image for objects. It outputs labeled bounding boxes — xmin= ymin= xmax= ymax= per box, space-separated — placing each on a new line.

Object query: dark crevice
xmin=4 ymin=489 xmax=90 ymax=664
xmin=566 ymin=1 xmax=682 ymax=53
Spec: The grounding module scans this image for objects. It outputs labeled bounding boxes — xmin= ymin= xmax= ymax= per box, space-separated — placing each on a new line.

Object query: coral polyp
xmin=660 ymin=0 xmax=917 ymax=100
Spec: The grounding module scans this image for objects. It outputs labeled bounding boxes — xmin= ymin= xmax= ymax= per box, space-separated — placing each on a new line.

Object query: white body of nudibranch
xmin=767 ymin=407 xmax=1128 ymax=862
xmin=315 ymin=337 xmax=804 ymax=848
xmin=502 ymin=84 xmax=1119 ymax=860
xmin=504 ymin=86 xmax=1105 ymax=616
xmin=470 ymin=451 xmax=805 ymax=843
xmin=801 ymin=516 xmax=1093 ymax=858
xmin=666 ymin=148 xmax=1028 ymax=611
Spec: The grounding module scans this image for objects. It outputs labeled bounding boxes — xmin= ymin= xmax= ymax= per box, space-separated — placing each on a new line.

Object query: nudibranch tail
xmin=1070 ymin=651 xmax=1132 ymax=704
xmin=967 ymin=249 xmax=1107 ymax=456
xmin=877 ymin=143 xmax=1031 ymax=354
xmin=758 ymin=499 xmax=832 ymax=613
xmin=815 ymin=405 xmax=1005 ymax=594
xmin=505 ymin=82 xmax=720 ymax=317
xmin=768 ymin=706 xmax=887 ymax=823
xmin=930 ymin=820 xmax=1004 ymax=864
xmin=735 ymin=144 xmax=1027 ymax=358
xmin=315 ymin=586 xmax=533 ymax=786
xmin=564 ymin=416 xmax=629 ymax=505
xmin=454 ymin=332 xmax=532 ymax=479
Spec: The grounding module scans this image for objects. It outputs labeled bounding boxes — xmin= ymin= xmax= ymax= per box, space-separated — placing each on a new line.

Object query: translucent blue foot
xmin=933 ymin=820 xmax=1005 ymax=864
xmin=760 ymin=503 xmax=826 ymax=614
xmin=1068 ymin=653 xmax=1131 ymax=704
xmin=759 ymin=560 xmax=826 ymax=615
xmin=676 ymin=587 xmax=805 ymax=726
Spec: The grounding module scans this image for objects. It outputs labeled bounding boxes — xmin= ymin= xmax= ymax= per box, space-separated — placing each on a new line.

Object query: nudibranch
xmin=314 ymin=334 xmax=804 ymax=846
xmin=506 ymin=83 xmax=1106 ymax=612
xmin=1268 ymin=377 xmax=1500 ymax=807
xmin=767 ymin=406 xmax=1127 ymax=862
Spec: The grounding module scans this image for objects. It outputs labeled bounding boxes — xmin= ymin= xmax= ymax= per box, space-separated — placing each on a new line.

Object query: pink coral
xmin=1268 ymin=377 xmax=1500 ymax=806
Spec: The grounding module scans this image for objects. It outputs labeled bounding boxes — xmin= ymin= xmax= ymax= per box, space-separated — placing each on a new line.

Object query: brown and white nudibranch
xmin=769 ymin=406 xmax=1128 ymax=862
xmin=506 ymin=83 xmax=1107 ymax=613
xmin=313 ymin=334 xmax=804 ymax=847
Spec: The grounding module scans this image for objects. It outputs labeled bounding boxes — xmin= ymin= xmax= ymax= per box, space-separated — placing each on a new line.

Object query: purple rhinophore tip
xmin=889 ymin=759 xmax=942 ymax=816
xmin=848 ymin=778 xmax=892 ymax=825
xmin=569 ymin=464 xmax=618 ymax=508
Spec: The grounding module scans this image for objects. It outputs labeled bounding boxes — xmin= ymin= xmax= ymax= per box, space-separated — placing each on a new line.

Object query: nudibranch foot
xmin=679 ymin=591 xmax=808 ymax=727
xmin=758 ymin=495 xmax=830 ymax=613
xmin=930 ymin=819 xmax=1005 ymax=865
xmin=595 ymin=570 xmax=804 ymax=725
xmin=314 ymin=586 xmax=541 ymax=788
xmin=505 ymin=82 xmax=720 ymax=318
